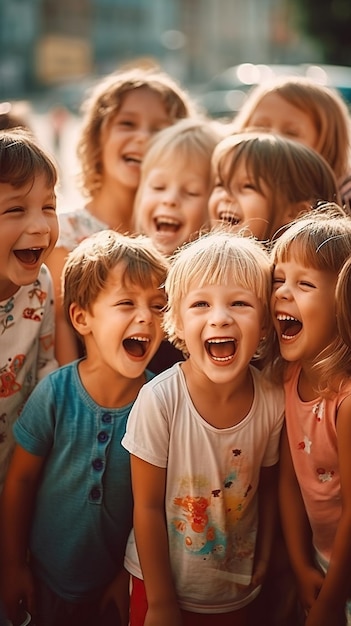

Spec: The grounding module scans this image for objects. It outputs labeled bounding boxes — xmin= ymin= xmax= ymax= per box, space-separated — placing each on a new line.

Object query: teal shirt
xmin=13 ymin=360 xmax=153 ymax=601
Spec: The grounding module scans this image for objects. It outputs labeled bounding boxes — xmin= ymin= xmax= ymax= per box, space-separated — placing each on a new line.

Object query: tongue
xmin=208 ymin=341 xmax=234 ymax=358
xmin=283 ymin=320 xmax=302 ymax=337
xmin=123 ymin=338 xmax=145 ymax=357
xmin=14 ymin=249 xmax=39 ymax=264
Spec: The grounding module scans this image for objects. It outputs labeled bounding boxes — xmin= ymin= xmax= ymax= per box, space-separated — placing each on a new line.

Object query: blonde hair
xmin=212 ymin=131 xmax=340 ymax=239
xmin=0 ymin=128 xmax=57 ymax=189
xmin=63 ymin=230 xmax=169 ymax=329
xmin=268 ymin=203 xmax=351 ymax=393
xmin=77 ymin=66 xmax=197 ymax=198
xmin=233 ymin=76 xmax=351 ymax=180
xmin=134 ymin=117 xmax=221 ymax=232
xmin=164 ymin=229 xmax=271 ymax=356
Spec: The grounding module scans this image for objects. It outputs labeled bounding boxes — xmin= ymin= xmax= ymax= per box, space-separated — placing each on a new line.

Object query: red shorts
xmin=129 ymin=576 xmax=248 ymax=626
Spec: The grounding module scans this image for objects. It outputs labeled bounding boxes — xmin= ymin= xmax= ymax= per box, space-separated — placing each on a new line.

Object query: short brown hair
xmin=63 ymin=230 xmax=169 ymax=330
xmin=0 ymin=128 xmax=57 ymax=188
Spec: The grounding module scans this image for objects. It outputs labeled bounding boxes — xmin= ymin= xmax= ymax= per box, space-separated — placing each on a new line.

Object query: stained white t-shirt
xmin=122 ymin=363 xmax=284 ymax=613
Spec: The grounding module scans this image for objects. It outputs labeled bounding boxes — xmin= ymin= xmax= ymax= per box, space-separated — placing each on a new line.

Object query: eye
xmin=4 ymin=206 xmax=24 ymax=214
xmin=116 ymin=300 xmax=134 ymax=307
xmin=186 ymin=190 xmax=200 ymax=197
xmin=300 ymin=281 xmax=315 ymax=289
xmin=272 ymin=277 xmax=284 ymax=285
xmin=151 ymin=300 xmax=166 ymax=312
xmin=191 ymin=301 xmax=209 ymax=308
xmin=232 ymin=300 xmax=250 ymax=307
xmin=43 ymin=204 xmax=56 ymax=213
xmin=117 ymin=119 xmax=134 ymax=128
xmin=242 ymin=180 xmax=257 ymax=191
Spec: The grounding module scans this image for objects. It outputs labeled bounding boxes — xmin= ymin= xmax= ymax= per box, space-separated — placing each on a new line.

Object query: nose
xmin=273 ymin=281 xmax=292 ymax=301
xmin=135 ymin=125 xmax=154 ymax=144
xmin=209 ymin=305 xmax=232 ymax=327
xmin=162 ymin=188 xmax=179 ymax=208
xmin=26 ymin=209 xmax=51 ymax=235
xmin=135 ymin=305 xmax=153 ymax=325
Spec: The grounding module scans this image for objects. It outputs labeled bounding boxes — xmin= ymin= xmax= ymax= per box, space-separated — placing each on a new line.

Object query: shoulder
xmin=56 ymin=208 xmax=107 ymax=250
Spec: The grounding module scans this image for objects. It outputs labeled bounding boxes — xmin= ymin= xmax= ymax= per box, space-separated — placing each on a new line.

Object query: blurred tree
xmin=291 ymin=0 xmax=351 ymax=64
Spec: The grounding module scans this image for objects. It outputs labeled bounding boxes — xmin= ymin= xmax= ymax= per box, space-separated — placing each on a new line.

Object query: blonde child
xmin=231 ymin=76 xmax=351 ymax=209
xmin=46 ymin=65 xmax=196 ymax=365
xmin=133 ymin=117 xmax=222 ymax=257
xmin=209 ymin=131 xmax=340 ymax=241
xmin=269 ymin=205 xmax=351 ymax=626
xmin=122 ymin=231 xmax=285 ymax=626
xmin=133 ymin=116 xmax=222 ymax=373
xmin=0 ymin=129 xmax=58 ymax=493
xmin=0 ymin=230 xmax=169 ymax=626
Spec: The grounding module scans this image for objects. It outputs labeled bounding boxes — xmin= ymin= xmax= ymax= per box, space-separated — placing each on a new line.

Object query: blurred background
xmin=1 ymin=0 xmax=351 ymax=210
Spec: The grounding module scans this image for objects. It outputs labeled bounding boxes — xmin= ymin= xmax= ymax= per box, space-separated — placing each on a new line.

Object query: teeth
xmin=212 ymin=355 xmax=233 ymax=362
xmin=207 ymin=338 xmax=234 ymax=344
xmin=277 ymin=314 xmax=299 ymax=322
xmin=155 ymin=217 xmax=180 ymax=226
xmin=129 ymin=336 xmax=149 ymax=342
xmin=218 ymin=212 xmax=239 ymax=224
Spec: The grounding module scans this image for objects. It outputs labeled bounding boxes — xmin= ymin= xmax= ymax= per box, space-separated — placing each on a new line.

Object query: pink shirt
xmin=284 ymin=363 xmax=351 ymax=562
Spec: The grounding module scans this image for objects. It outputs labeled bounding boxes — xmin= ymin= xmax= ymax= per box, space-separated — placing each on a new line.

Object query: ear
xmin=69 ymin=302 xmax=91 ymax=337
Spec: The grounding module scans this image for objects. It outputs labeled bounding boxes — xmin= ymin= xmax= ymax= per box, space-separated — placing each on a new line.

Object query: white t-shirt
xmin=122 ymin=363 xmax=284 ymax=613
xmin=57 ymin=207 xmax=108 ymax=252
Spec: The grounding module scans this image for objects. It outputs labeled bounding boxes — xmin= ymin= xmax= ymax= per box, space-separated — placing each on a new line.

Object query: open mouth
xmin=123 ymin=336 xmax=150 ymax=357
xmin=124 ymin=155 xmax=142 ymax=165
xmin=155 ymin=217 xmax=181 ymax=233
xmin=14 ymin=248 xmax=43 ymax=265
xmin=218 ymin=211 xmax=240 ymax=226
xmin=277 ymin=314 xmax=302 ymax=339
xmin=205 ymin=338 xmax=237 ymax=362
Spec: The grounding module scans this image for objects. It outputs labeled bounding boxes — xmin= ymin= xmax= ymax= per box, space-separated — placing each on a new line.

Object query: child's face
xmin=0 ymin=174 xmax=58 ymax=300
xmin=177 ymin=282 xmax=265 ymax=385
xmin=100 ymin=87 xmax=172 ymax=192
xmin=136 ymin=158 xmax=211 ymax=256
xmin=82 ymin=263 xmax=166 ymax=378
xmin=247 ymin=92 xmax=318 ymax=149
xmin=271 ymin=256 xmax=338 ymax=366
xmin=208 ymin=158 xmax=272 ymax=240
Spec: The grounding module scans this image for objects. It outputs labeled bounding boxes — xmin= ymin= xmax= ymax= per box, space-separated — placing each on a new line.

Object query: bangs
xmin=0 ymin=136 xmax=57 ymax=188
xmin=217 ymin=141 xmax=266 ymax=196
xmin=167 ymin=234 xmax=270 ymax=305
xmin=272 ymin=217 xmax=351 ymax=273
xmin=121 ymin=256 xmax=167 ymax=289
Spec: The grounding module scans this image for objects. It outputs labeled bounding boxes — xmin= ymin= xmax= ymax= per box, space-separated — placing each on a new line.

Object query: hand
xmin=296 ymin=564 xmax=324 ymax=614
xmin=251 ymin=558 xmax=268 ymax=587
xmin=100 ymin=567 xmax=130 ymax=626
xmin=145 ymin=602 xmax=183 ymax=626
xmin=306 ymin=601 xmax=346 ymax=626
xmin=0 ymin=563 xmax=36 ymax=623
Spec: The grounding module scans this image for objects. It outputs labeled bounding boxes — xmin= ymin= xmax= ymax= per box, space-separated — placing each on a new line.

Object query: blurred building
xmin=0 ymin=0 xmax=316 ymax=100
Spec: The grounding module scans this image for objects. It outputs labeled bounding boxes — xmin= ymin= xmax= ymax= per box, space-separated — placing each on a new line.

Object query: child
xmin=269 ymin=205 xmax=351 ymax=626
xmin=0 ymin=230 xmax=169 ymax=626
xmin=134 ymin=116 xmax=221 ymax=374
xmin=122 ymin=231 xmax=285 ymax=625
xmin=231 ymin=76 xmax=351 ymax=209
xmin=46 ymin=64 xmax=196 ymax=365
xmin=0 ymin=129 xmax=58 ymax=493
xmin=133 ymin=117 xmax=222 ymax=257
xmin=209 ymin=131 xmax=340 ymax=241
